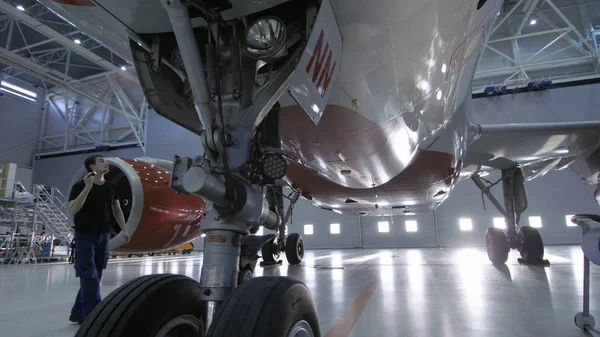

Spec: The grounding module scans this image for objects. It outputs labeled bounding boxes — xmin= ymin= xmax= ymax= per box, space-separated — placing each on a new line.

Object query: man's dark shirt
xmin=69 ymin=180 xmax=118 ymax=235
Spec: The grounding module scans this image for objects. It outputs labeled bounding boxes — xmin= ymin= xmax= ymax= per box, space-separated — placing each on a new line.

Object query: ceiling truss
xmin=0 ymin=0 xmax=138 ymax=88
xmin=0 ymin=0 xmax=148 ymax=157
xmin=37 ymin=76 xmax=148 ymax=157
xmin=473 ymin=0 xmax=600 ymax=92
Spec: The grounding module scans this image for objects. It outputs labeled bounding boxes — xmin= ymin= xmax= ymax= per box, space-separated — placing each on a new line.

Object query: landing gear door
xmin=289 ymin=0 xmax=342 ymax=126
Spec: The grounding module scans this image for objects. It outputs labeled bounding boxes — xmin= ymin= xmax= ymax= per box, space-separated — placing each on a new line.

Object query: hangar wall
xmin=145 ymin=110 xmax=202 ymax=161
xmin=20 ymin=84 xmax=600 ymax=250
xmin=288 ymin=168 xmax=597 ymax=250
xmin=0 ymin=84 xmax=44 ymax=168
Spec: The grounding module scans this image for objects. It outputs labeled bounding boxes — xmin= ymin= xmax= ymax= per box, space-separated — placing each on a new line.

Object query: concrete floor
xmin=0 ymin=246 xmax=597 ymax=337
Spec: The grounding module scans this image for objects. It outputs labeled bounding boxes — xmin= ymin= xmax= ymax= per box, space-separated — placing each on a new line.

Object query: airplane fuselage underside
xmin=275 ymin=0 xmax=501 ymax=214
xmin=39 ymin=0 xmax=502 ymax=215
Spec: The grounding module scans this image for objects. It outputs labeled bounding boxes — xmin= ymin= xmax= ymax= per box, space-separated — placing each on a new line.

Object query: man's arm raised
xmin=69 ymin=172 xmax=94 ymax=215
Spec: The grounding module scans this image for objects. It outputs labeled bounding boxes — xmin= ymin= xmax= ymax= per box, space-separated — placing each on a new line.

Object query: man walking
xmin=68 ymin=154 xmax=130 ymax=324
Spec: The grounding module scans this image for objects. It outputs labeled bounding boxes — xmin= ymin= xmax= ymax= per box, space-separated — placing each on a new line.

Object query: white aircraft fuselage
xmin=40 ymin=0 xmax=509 ymax=215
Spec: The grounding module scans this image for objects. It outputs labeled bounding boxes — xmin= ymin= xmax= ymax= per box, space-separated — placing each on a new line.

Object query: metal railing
xmin=0 ymin=178 xmax=72 ymax=263
xmin=32 ymin=184 xmax=73 ymax=248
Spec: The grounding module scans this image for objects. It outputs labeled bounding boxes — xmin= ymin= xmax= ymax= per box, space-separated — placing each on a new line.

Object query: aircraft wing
xmin=462 ymin=84 xmax=600 ymax=182
xmin=465 ymin=121 xmax=600 ymax=169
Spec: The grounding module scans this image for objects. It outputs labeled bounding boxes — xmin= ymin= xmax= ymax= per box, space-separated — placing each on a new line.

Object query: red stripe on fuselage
xmin=285 ymin=150 xmax=457 ymax=207
xmin=279 ymin=103 xmax=459 ymax=211
xmin=51 ymin=0 xmax=95 ymax=6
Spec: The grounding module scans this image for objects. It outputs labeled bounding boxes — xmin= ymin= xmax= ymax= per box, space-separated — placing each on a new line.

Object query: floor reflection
xmin=0 ymin=245 xmax=596 ymax=337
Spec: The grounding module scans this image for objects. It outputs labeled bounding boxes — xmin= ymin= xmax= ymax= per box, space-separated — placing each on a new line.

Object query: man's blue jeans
xmin=70 ymin=231 xmax=110 ymax=318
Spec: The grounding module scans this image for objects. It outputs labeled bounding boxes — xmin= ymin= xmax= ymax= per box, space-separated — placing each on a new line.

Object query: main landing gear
xmin=75 ymin=0 xmax=330 ymax=335
xmin=260 ymin=188 xmax=305 ymax=267
xmin=237 ymin=188 xmax=304 ymax=286
xmin=472 ymin=168 xmax=549 ymax=265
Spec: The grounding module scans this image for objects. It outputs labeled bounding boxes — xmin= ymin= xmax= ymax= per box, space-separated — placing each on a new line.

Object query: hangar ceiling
xmin=0 ymin=0 xmax=598 ymax=93
xmin=0 ymin=0 xmax=598 ymax=155
xmin=473 ymin=0 xmax=600 ymax=92
xmin=0 ymin=0 xmax=146 ymax=157
xmin=0 ymin=0 xmax=139 ymax=89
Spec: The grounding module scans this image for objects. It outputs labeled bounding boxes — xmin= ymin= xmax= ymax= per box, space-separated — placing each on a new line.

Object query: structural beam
xmin=108 ymin=78 xmax=145 ymax=153
xmin=36 ymin=141 xmax=141 ymax=158
xmin=475 ymin=56 xmax=595 ymax=79
xmin=0 ymin=45 xmax=135 ymax=118
xmin=473 ymin=0 xmax=600 ymax=91
xmin=487 ymin=28 xmax=571 ymax=43
xmin=544 ymin=0 xmax=596 ymax=54
xmin=492 ymin=0 xmax=527 ymax=35
xmin=0 ymin=0 xmax=139 ymax=84
xmin=516 ymin=0 xmax=541 ymax=35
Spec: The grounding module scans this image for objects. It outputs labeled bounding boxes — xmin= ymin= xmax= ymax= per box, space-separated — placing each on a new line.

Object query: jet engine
xmin=68 ymin=157 xmax=207 ymax=253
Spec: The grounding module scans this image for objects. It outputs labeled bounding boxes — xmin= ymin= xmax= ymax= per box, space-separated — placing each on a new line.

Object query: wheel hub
xmin=287 ymin=320 xmax=314 ymax=337
xmin=155 ymin=314 xmax=202 ymax=337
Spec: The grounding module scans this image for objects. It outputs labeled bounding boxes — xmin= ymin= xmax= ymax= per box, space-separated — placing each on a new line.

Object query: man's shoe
xmin=69 ymin=314 xmax=84 ymax=325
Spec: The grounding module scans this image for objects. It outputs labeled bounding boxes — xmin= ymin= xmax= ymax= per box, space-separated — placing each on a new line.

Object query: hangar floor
xmin=0 ymin=245 xmax=597 ymax=337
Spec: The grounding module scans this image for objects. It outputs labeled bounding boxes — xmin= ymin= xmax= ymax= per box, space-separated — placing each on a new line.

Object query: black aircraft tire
xmin=519 ymin=226 xmax=544 ymax=262
xmin=261 ymin=239 xmax=279 ymax=263
xmin=285 ymin=233 xmax=304 ymax=265
xmin=486 ymin=227 xmax=509 ymax=264
xmin=206 ymin=277 xmax=321 ymax=337
xmin=75 ymin=274 xmax=204 ymax=337
xmin=238 ymin=267 xmax=253 ymax=285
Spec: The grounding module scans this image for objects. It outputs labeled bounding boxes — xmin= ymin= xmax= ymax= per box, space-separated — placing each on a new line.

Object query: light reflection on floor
xmin=0 ymin=246 xmax=597 ymax=337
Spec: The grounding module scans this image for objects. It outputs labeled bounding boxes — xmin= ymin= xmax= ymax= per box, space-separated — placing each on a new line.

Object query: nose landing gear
xmin=205 ymin=277 xmax=320 ymax=337
xmin=75 ymin=274 xmax=205 ymax=337
xmin=74 ymin=0 xmax=345 ymax=333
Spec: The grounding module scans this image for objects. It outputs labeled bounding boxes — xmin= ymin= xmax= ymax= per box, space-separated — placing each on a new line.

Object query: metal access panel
xmin=289 ymin=0 xmax=342 ymax=126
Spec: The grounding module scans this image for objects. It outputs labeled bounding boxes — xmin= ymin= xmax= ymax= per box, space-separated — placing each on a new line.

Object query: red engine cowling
xmin=68 ymin=157 xmax=206 ymax=253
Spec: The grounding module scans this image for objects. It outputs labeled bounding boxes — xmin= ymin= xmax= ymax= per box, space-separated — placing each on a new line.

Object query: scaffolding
xmin=0 ymin=177 xmax=73 ymax=263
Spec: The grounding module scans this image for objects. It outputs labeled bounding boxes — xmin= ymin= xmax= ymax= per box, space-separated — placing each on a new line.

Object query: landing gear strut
xmin=472 ymin=168 xmax=549 ymax=265
xmin=76 ymin=0 xmax=330 ymax=334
